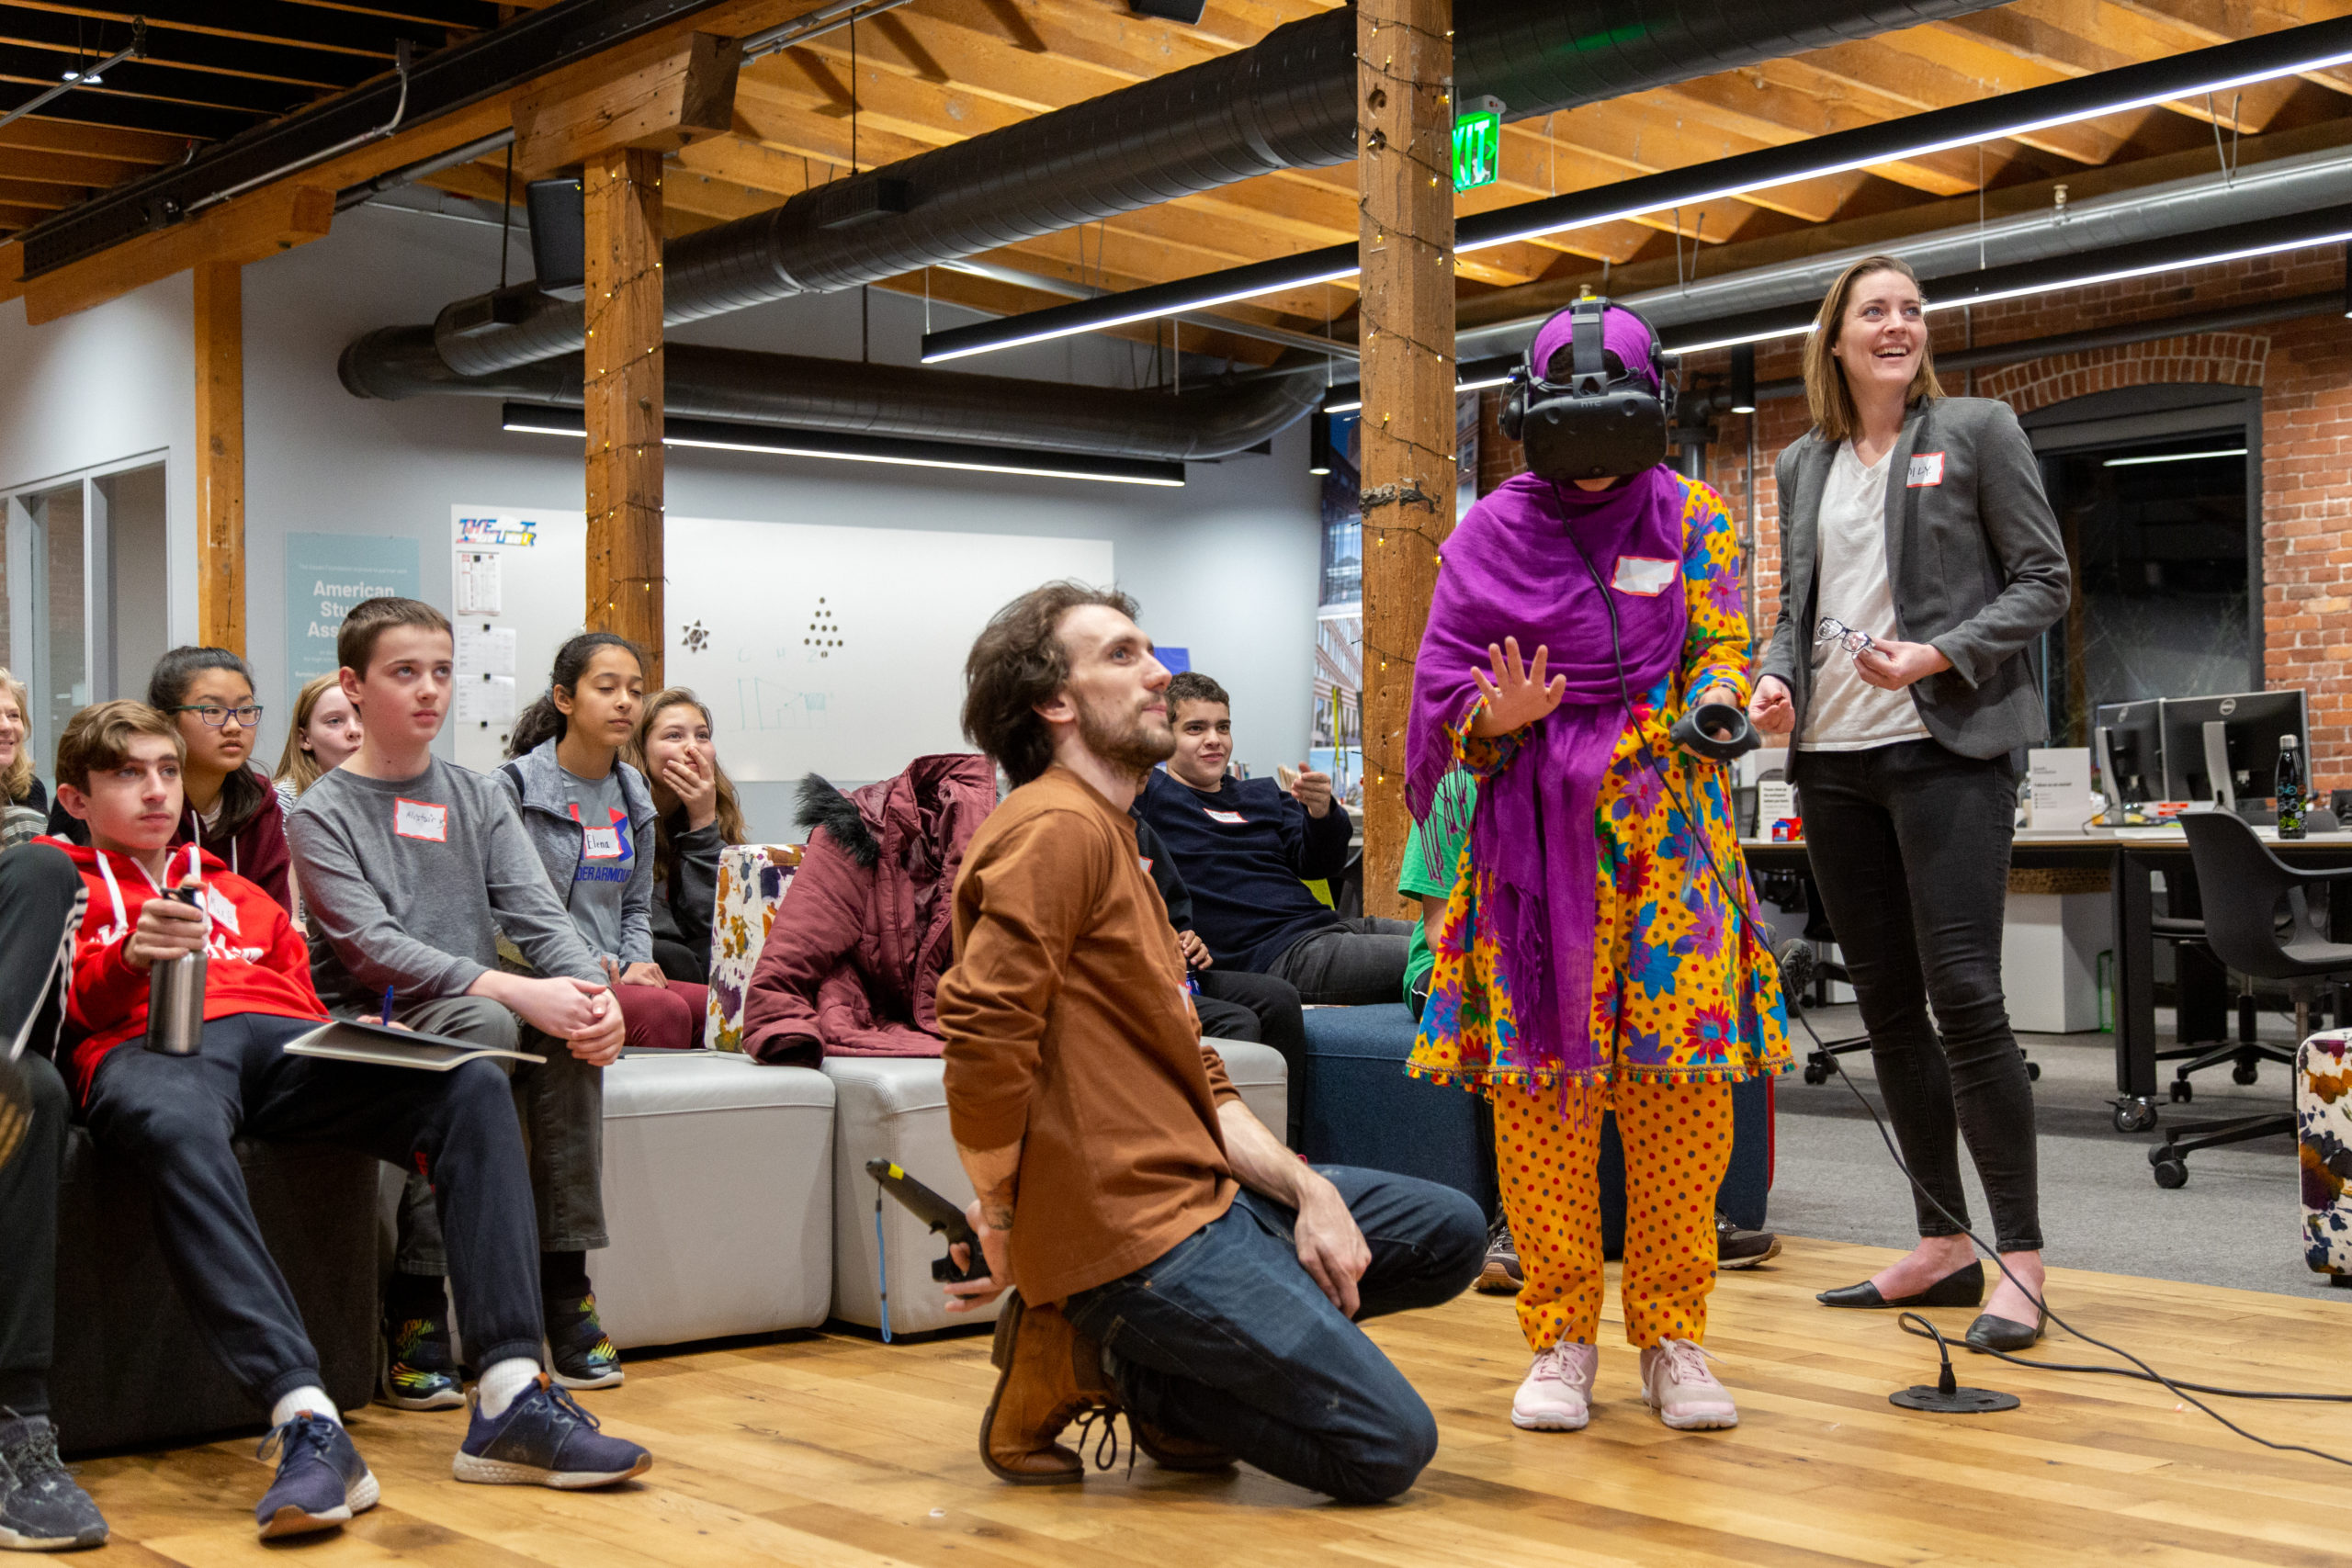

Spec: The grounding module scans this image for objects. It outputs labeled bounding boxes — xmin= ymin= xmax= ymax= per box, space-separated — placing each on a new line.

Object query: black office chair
xmin=2151 ymin=810 xmax=2352 ymax=1187
xmin=2150 ymin=863 xmax=2291 ymax=1106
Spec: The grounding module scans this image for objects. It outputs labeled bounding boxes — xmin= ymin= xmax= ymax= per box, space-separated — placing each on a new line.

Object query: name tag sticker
xmin=393 ymin=798 xmax=448 ymax=842
xmin=201 ymin=887 xmax=241 ymax=934
xmin=1138 ymin=855 xmax=1154 ymax=874
xmin=582 ymin=826 xmax=624 ymax=859
xmin=1612 ymin=556 xmax=1679 ymax=596
xmin=1204 ymin=809 xmax=1248 ymax=826
xmin=1907 ymin=451 xmax=1946 ymax=488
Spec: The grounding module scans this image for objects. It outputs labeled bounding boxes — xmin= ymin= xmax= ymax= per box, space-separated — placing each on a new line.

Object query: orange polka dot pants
xmin=1490 ymin=1077 xmax=1736 ymax=1350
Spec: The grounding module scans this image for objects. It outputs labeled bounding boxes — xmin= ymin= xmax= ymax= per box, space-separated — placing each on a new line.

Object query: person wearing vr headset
xmin=1748 ymin=256 xmax=2068 ymax=1352
xmin=1406 ymin=297 xmax=1790 ymax=1436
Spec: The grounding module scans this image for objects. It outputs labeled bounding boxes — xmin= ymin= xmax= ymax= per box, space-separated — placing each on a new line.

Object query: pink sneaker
xmin=1510 ymin=1341 xmax=1597 ymax=1431
xmin=1639 ymin=1337 xmax=1737 ymax=1430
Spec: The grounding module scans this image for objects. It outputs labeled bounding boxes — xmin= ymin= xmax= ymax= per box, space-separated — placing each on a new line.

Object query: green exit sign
xmin=1453 ymin=108 xmax=1501 ymax=193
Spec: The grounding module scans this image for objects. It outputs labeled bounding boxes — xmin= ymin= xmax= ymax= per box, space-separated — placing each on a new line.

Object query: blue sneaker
xmin=454 ymin=1375 xmax=650 ymax=1489
xmin=253 ymin=1413 xmax=377 ymax=1540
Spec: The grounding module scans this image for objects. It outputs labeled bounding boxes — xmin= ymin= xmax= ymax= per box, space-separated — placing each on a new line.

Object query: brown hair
xmin=1802 ymin=255 xmax=1946 ymax=446
xmin=1165 ymin=671 xmax=1229 ymax=717
xmin=56 ymin=700 xmax=184 ymax=794
xmin=961 ymin=581 xmax=1139 ymax=787
xmin=0 ymin=666 xmax=31 ymax=805
xmin=628 ymin=687 xmax=748 ymax=885
xmin=508 ymin=631 xmax=647 ymax=760
xmin=273 ymin=672 xmax=345 ymax=797
xmin=338 ymin=595 xmax=452 ymax=676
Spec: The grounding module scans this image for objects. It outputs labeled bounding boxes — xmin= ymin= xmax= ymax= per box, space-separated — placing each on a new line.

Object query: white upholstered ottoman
xmin=825 ymin=1039 xmax=1288 ymax=1337
xmin=594 ymin=1051 xmax=835 ymax=1350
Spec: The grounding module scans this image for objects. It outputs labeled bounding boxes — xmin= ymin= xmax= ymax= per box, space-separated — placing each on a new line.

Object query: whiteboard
xmin=448 ymin=506 xmax=1113 ymax=783
xmin=669 ymin=515 xmax=1114 ymax=782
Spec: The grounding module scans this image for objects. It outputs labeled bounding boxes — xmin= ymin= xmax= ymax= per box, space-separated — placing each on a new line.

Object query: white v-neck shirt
xmin=1800 ymin=440 xmax=1932 ymax=752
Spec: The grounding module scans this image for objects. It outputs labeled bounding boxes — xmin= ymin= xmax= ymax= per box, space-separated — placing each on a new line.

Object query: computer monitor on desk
xmin=2159 ymin=689 xmax=2307 ymax=810
xmin=2093 ymin=699 xmax=2164 ymax=805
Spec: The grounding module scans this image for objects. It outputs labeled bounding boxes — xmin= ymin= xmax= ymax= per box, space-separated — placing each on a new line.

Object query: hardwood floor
xmin=73 ymin=1236 xmax=2352 ymax=1566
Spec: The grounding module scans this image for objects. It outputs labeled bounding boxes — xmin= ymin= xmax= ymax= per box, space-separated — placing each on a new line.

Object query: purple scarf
xmin=1408 ymin=306 xmax=1687 ymax=1079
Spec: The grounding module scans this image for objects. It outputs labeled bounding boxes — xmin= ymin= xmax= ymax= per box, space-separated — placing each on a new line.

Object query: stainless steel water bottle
xmin=143 ymin=885 xmax=206 ymax=1056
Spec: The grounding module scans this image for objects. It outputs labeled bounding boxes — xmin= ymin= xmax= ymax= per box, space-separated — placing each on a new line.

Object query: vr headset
xmin=1501 ymin=294 xmax=1678 ymax=481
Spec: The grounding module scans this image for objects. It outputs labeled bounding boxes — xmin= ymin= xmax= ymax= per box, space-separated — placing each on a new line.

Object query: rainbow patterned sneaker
xmin=379 ymin=1314 xmax=466 ymax=1411
xmin=545 ymin=1293 xmax=625 ymax=1391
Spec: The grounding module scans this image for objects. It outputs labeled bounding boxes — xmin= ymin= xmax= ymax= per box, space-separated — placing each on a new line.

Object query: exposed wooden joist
xmin=193 ymin=259 xmax=243 ymax=656
xmin=14 ymin=181 xmax=334 ymax=320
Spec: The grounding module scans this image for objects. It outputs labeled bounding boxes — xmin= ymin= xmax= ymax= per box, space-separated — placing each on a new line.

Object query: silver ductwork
xmin=348 ymin=0 xmax=2007 ymax=389
xmin=338 ymin=325 xmax=1322 ymax=461
xmin=1461 ymin=141 xmax=2352 ymax=356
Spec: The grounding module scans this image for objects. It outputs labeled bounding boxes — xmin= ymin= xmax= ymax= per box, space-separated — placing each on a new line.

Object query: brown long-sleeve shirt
xmin=937 ymin=764 xmax=1239 ymax=1305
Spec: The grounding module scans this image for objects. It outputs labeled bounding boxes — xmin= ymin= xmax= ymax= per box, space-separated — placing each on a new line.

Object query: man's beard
xmin=1076 ymin=693 xmax=1175 ymax=781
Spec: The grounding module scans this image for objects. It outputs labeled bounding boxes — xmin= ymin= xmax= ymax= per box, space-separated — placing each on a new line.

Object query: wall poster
xmin=284 ymin=533 xmax=421 ymax=683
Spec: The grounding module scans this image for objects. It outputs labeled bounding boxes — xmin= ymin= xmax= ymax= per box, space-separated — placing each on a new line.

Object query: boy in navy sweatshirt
xmin=1135 ymin=672 xmax=1410 ymax=1004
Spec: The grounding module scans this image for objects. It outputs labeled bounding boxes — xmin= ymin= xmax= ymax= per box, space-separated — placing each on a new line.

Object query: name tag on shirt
xmin=582 ymin=825 xmax=624 ymax=860
xmin=201 ymin=887 xmax=241 ymax=934
xmin=1612 ymin=556 xmax=1679 ymax=596
xmin=1203 ymin=808 xmax=1248 ymax=825
xmin=1907 ymin=452 xmax=1946 ymax=487
xmin=393 ymin=798 xmax=448 ymax=842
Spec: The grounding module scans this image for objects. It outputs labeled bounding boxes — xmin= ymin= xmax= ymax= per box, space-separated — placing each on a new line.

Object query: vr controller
xmin=1669 ymin=701 xmax=1761 ymax=762
xmin=865 ymin=1157 xmax=990 ymax=1283
xmin=1503 ymin=293 xmax=1678 ymax=481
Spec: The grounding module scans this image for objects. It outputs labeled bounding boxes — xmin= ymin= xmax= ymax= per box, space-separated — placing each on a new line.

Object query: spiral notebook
xmin=282 ymin=1018 xmax=547 ymax=1072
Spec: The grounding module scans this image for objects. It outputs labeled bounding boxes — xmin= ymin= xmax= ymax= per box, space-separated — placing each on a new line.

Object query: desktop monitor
xmin=2092 ymin=699 xmax=2165 ymax=805
xmin=2159 ymin=690 xmax=2308 ymax=809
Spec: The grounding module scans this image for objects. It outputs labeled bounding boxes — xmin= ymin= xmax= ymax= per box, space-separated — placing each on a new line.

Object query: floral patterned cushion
xmin=704 ymin=843 xmax=803 ymax=1051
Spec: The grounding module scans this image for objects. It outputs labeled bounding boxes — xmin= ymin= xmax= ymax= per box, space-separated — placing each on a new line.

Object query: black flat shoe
xmin=1965 ymin=1311 xmax=2044 ymax=1352
xmin=1816 ymin=1260 xmax=1984 ymax=1310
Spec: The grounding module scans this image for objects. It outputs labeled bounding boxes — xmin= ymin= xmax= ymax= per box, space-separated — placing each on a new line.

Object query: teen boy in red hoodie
xmin=52 ymin=701 xmax=651 ymax=1541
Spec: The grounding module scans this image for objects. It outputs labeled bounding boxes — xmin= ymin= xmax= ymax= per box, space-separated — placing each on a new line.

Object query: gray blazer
xmin=1758 ymin=396 xmax=2070 ymax=776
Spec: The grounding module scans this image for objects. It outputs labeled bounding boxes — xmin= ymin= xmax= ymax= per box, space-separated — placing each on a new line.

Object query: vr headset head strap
xmin=1569 ymin=294 xmax=1609 ymax=397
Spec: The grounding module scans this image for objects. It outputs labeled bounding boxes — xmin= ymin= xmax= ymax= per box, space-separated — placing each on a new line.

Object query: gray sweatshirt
xmin=495 ymin=739 xmax=659 ymax=967
xmin=285 ymin=756 xmax=600 ymax=1010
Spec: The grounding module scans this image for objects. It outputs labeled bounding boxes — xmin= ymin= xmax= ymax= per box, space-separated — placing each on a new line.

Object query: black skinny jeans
xmin=1799 ymin=739 xmax=2042 ymax=1253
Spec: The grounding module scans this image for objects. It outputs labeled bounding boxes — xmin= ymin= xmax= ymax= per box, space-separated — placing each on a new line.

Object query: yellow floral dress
xmin=1408 ymin=476 xmax=1791 ymax=1089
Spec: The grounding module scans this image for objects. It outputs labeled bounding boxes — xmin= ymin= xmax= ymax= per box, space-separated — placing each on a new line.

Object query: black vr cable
xmin=1778 ymin=977 xmax=2352 ymax=1467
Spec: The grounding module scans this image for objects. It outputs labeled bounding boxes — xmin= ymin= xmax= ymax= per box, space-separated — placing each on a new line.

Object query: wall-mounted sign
xmin=1453 ymin=108 xmax=1501 ymax=193
xmin=285 ymin=533 xmax=421 ymax=682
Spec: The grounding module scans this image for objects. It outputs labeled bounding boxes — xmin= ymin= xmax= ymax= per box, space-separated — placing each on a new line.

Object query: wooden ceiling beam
xmin=0 ymin=144 xmax=153 ymax=188
xmin=0 ymin=111 xmax=186 ymax=164
xmin=2107 ymin=0 xmax=2352 ymax=96
xmin=14 ymin=182 xmax=333 ymax=321
xmin=1769 ymin=40 xmax=2118 ymax=165
xmin=0 ymin=177 xmax=75 ymax=209
xmin=1932 ymin=0 xmax=2299 ymax=133
xmin=512 ymin=30 xmax=741 ymax=177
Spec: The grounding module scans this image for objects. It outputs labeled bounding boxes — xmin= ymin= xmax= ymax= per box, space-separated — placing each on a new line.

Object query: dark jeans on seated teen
xmin=1193 ymin=968 xmax=1308 ymax=1147
xmin=1267 ymin=917 xmax=1416 ymax=1006
xmin=78 ymin=1014 xmax=545 ymax=1411
xmin=0 ymin=843 xmax=81 ymax=1421
xmin=1797 ymin=739 xmax=2041 ymax=1252
xmin=1063 ymin=1165 xmax=1484 ymax=1504
xmin=371 ymin=995 xmax=606 ymax=1280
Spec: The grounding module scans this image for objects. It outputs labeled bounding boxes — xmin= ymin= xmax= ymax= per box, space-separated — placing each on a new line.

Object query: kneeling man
xmin=937 ymin=584 xmax=1484 ymax=1505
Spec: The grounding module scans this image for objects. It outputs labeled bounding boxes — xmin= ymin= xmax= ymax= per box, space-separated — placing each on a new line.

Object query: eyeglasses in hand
xmin=171 ymin=704 xmax=265 ymax=729
xmin=1815 ymin=618 xmax=1877 ymax=659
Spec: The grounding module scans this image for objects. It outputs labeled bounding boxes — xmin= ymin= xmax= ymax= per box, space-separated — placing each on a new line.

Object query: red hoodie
xmin=58 ymin=840 xmax=326 ymax=1094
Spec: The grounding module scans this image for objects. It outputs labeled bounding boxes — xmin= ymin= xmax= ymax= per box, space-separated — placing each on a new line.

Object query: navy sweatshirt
xmin=1135 ymin=770 xmax=1352 ymax=972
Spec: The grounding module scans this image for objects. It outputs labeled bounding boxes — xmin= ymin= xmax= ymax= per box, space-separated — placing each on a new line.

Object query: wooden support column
xmin=1356 ymin=0 xmax=1454 ymax=919
xmin=193 ymin=260 xmax=245 ymax=656
xmin=582 ymin=145 xmax=666 ymax=682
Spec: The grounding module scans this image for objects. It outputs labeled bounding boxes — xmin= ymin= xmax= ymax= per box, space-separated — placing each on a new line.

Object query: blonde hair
xmin=274 ymin=672 xmax=345 ymax=797
xmin=628 ymin=688 xmax=747 ymax=884
xmin=0 ymin=667 xmax=30 ymax=805
xmin=1802 ymin=255 xmax=1946 ymax=446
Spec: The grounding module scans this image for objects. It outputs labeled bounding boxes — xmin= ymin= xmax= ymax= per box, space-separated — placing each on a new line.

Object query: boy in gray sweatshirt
xmin=285 ymin=598 xmax=629 ymax=1406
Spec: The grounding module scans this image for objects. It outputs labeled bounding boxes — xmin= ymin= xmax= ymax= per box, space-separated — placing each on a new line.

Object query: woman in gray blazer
xmin=1748 ymin=255 xmax=2070 ymax=1351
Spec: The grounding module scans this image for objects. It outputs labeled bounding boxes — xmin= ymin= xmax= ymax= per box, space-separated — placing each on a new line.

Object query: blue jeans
xmin=1063 ymin=1166 xmax=1483 ymax=1504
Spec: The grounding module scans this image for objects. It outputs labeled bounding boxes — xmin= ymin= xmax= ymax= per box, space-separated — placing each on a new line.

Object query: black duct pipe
xmin=374 ymin=0 xmax=2006 ymax=383
xmin=338 ymin=324 xmax=1322 ymax=461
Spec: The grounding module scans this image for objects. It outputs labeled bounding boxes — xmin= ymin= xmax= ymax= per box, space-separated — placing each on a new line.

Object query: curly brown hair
xmin=961 ymin=581 xmax=1139 ymax=787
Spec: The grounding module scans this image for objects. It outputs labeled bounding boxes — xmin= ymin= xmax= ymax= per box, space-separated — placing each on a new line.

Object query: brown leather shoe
xmin=979 ymin=1293 xmax=1118 ymax=1484
xmin=1130 ymin=1416 xmax=1236 ymax=1472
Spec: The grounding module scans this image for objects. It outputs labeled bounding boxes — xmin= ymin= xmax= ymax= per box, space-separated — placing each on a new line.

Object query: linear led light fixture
xmin=2103 ymin=446 xmax=2247 ymax=467
xmin=1662 ymin=201 xmax=2352 ymax=355
xmin=1323 ymin=353 xmax=1519 ymax=414
xmin=500 ymin=404 xmax=1184 ymax=488
xmin=919 ymin=17 xmax=2352 ymax=367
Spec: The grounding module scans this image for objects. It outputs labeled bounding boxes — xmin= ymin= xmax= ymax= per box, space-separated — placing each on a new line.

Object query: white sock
xmin=476 ymin=1358 xmax=541 ymax=1419
xmin=270 ymin=1386 xmax=342 ymax=1429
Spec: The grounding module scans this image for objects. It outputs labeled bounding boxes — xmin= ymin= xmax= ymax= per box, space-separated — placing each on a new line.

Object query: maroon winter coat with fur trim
xmin=740 ymin=753 xmax=998 ymax=1063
